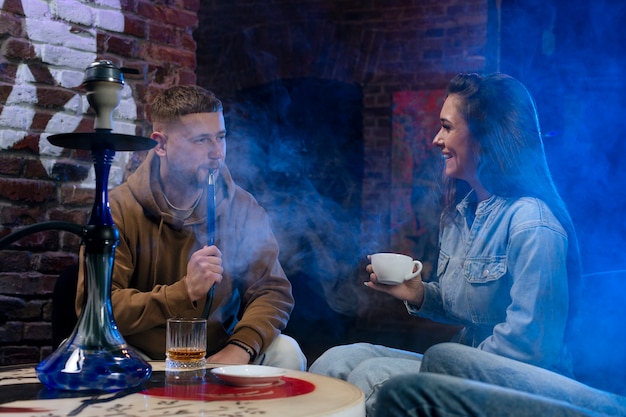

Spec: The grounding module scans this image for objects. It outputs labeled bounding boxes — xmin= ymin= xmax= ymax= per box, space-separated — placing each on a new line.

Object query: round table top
xmin=0 ymin=362 xmax=365 ymax=417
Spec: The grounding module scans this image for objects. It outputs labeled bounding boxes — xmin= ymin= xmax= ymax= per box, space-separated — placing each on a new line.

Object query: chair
xmin=567 ymin=270 xmax=626 ymax=395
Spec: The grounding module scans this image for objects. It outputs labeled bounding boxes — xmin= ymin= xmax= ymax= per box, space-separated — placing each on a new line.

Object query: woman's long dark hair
xmin=442 ymin=72 xmax=582 ymax=328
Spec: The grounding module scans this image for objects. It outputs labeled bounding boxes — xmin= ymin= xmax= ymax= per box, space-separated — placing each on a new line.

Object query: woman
xmin=309 ymin=73 xmax=582 ymax=416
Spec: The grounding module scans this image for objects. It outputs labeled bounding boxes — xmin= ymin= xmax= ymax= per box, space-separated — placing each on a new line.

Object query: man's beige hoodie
xmin=76 ymin=150 xmax=294 ymax=359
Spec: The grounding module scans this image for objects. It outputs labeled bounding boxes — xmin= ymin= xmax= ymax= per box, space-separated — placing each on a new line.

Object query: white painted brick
xmin=109 ymin=155 xmax=130 ymax=186
xmin=120 ymin=84 xmax=134 ymax=99
xmin=96 ymin=9 xmax=125 ymax=32
xmin=82 ymin=167 xmax=97 ymax=189
xmin=0 ymin=106 xmax=35 ymax=130
xmin=83 ymin=161 xmax=119 ymax=188
xmin=92 ymin=0 xmax=123 ymax=9
xmin=25 ymin=18 xmax=97 ymax=52
xmin=53 ymin=0 xmax=94 ymax=26
xmin=113 ymin=151 xmax=130 ymax=166
xmin=24 ymin=18 xmax=71 ymax=45
xmin=45 ymin=112 xmax=83 ymax=134
xmin=114 ymin=100 xmax=138 ymax=121
xmin=80 ymin=95 xmax=91 ymax=115
xmin=14 ymin=64 xmax=35 ymax=84
xmin=39 ymin=45 xmax=95 ymax=68
xmin=38 ymin=158 xmax=58 ymax=179
xmin=50 ymin=68 xmax=89 ymax=89
xmin=60 ymin=30 xmax=98 ymax=52
xmin=111 ymin=120 xmax=138 ymax=135
xmin=0 ymin=129 xmax=26 ymax=150
xmin=84 ymin=181 xmax=97 ymax=189
xmin=60 ymin=93 xmax=83 ymax=114
xmin=5 ymin=85 xmax=38 ymax=105
xmin=20 ymin=0 xmax=51 ymax=20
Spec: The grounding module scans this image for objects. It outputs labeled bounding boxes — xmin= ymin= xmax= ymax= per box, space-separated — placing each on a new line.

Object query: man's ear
xmin=152 ymin=131 xmax=167 ymax=156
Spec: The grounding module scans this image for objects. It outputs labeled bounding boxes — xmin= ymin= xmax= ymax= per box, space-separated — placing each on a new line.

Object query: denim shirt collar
xmin=456 ymin=191 xmax=504 ymax=219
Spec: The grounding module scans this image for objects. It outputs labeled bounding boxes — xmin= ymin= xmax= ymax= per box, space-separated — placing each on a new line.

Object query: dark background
xmin=501 ymin=0 xmax=626 ymax=274
xmin=194 ymin=0 xmax=626 ymax=365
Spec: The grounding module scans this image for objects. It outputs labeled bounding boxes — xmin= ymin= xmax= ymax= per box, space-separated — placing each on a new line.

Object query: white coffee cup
xmin=370 ymin=253 xmax=423 ymax=285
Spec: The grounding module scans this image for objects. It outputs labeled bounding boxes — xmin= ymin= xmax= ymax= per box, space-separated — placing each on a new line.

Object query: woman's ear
xmin=152 ymin=131 xmax=167 ymax=156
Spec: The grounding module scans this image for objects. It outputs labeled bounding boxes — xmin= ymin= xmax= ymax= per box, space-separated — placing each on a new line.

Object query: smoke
xmin=502 ymin=0 xmax=626 ymax=275
xmin=224 ymin=78 xmax=366 ymax=323
xmin=502 ymin=0 xmax=626 ymax=396
xmin=567 ymin=270 xmax=626 ymax=395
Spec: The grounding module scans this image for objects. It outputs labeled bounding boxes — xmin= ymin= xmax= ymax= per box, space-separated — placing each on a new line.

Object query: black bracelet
xmin=229 ymin=340 xmax=257 ymax=361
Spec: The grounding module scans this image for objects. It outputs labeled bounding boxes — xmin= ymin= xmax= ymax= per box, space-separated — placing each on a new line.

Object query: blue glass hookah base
xmin=36 ymin=345 xmax=152 ymax=391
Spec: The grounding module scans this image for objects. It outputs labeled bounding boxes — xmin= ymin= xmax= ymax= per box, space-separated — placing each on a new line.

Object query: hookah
xmin=0 ymin=60 xmax=155 ymax=391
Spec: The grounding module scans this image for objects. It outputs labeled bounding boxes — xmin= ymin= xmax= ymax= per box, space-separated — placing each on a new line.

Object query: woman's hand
xmin=364 ymin=256 xmax=425 ymax=308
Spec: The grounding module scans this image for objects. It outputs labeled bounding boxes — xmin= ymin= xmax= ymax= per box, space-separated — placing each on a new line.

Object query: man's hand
xmin=185 ymin=245 xmax=223 ymax=302
xmin=207 ymin=343 xmax=252 ymax=365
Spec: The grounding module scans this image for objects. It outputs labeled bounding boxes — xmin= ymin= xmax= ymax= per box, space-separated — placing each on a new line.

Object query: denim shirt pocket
xmin=461 ymin=257 xmax=509 ymax=326
xmin=463 ymin=257 xmax=507 ymax=283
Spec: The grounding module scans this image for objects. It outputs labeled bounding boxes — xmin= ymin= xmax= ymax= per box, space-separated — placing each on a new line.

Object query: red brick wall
xmin=195 ymin=0 xmax=491 ymax=250
xmin=0 ymin=0 xmax=200 ymax=365
xmin=0 ymin=0 xmax=495 ymax=364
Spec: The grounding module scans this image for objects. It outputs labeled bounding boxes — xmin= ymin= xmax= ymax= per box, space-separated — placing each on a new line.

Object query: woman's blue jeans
xmin=308 ymin=342 xmax=423 ymax=415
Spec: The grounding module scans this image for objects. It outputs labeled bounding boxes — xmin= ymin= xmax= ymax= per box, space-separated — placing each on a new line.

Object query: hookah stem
xmin=206 ymin=170 xmax=216 ymax=246
xmin=202 ymin=170 xmax=217 ymax=319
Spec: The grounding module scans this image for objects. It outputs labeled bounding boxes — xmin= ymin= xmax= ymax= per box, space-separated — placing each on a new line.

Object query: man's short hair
xmin=150 ymin=85 xmax=223 ymax=123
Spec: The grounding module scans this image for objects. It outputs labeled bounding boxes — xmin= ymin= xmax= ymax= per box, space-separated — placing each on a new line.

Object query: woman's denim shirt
xmin=407 ymin=192 xmax=573 ymax=376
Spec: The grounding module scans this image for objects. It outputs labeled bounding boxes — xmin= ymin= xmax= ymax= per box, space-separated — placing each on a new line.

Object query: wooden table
xmin=0 ymin=362 xmax=365 ymax=416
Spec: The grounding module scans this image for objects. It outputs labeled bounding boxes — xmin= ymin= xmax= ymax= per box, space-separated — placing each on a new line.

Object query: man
xmin=76 ymin=85 xmax=306 ymax=370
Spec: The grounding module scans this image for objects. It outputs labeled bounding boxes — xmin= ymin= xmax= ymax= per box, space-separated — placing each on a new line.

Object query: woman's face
xmin=432 ymin=95 xmax=480 ymax=187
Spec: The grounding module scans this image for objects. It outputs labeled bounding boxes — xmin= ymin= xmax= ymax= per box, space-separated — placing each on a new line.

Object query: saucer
xmin=211 ymin=365 xmax=286 ymax=386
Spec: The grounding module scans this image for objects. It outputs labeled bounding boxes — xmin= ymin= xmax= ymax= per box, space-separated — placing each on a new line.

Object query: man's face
xmin=155 ymin=112 xmax=226 ymax=189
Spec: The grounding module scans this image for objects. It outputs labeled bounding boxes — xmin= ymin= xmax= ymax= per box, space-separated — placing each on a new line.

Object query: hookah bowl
xmin=35 ymin=61 xmax=154 ymax=391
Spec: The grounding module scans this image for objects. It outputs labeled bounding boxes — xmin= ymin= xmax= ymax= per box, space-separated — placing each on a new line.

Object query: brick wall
xmin=195 ymin=0 xmax=492 ymax=249
xmin=0 ymin=0 xmax=200 ymax=365
xmin=0 ymin=0 xmax=495 ymax=364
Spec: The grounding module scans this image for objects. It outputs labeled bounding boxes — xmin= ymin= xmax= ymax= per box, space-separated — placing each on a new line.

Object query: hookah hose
xmin=202 ymin=171 xmax=216 ymax=319
xmin=201 ymin=272 xmax=216 ymax=319
xmin=0 ymin=221 xmax=85 ymax=249
xmin=0 ymin=218 xmax=217 ymax=318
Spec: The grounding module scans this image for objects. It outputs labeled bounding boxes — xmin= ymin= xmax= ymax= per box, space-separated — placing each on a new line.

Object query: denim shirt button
xmin=482 ymin=269 xmax=490 ymax=277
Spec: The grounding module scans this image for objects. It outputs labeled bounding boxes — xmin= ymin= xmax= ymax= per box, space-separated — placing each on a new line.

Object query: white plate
xmin=211 ymin=365 xmax=286 ymax=386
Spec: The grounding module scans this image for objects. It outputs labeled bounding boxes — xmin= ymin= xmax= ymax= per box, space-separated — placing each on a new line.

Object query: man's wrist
xmin=228 ymin=340 xmax=257 ymax=361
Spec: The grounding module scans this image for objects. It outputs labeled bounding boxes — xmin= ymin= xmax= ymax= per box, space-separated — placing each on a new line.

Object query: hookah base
xmin=36 ymin=345 xmax=152 ymax=392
